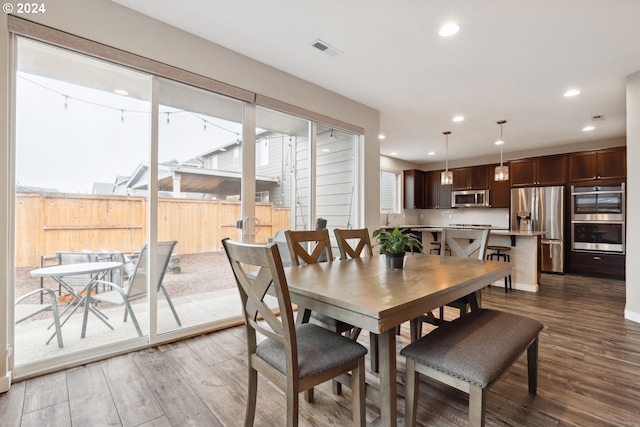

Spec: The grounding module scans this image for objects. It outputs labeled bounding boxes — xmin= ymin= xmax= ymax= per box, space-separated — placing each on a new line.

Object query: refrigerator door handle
xmin=541 ymin=239 xmax=562 ymax=244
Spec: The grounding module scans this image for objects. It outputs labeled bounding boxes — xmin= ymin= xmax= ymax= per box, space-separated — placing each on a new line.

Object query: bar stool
xmin=486 ymin=245 xmax=512 ymax=292
xmin=429 ymin=241 xmax=451 ymax=256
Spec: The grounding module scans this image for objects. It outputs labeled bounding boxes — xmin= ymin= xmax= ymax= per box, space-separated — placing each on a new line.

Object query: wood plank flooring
xmin=2 ymin=273 xmax=640 ymax=426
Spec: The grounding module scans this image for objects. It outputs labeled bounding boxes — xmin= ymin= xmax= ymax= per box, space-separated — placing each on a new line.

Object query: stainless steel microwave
xmin=451 ymin=189 xmax=490 ymax=208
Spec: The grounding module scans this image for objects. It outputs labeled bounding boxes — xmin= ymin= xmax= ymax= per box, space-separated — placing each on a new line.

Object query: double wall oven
xmin=571 ymin=183 xmax=625 ymax=253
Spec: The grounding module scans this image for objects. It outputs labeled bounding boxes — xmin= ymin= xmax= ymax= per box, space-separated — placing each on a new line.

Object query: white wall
xmin=626 ymin=72 xmax=640 ymax=322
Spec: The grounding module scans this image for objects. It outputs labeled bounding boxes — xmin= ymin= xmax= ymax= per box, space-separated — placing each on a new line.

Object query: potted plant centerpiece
xmin=373 ymin=226 xmax=423 ymax=269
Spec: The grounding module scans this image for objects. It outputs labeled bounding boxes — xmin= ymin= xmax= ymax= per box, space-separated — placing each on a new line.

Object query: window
xmin=256 ymin=137 xmax=269 ymax=166
xmin=208 ymin=154 xmax=218 ymax=169
xmin=233 ymin=146 xmax=240 ymax=168
xmin=380 ymin=170 xmax=399 ymax=212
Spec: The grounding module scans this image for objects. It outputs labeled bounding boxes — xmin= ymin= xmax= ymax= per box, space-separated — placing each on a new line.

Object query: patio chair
xmin=222 ymin=238 xmax=366 ymax=427
xmin=83 ymin=241 xmax=181 ymax=338
xmin=15 ymin=288 xmax=64 ymax=348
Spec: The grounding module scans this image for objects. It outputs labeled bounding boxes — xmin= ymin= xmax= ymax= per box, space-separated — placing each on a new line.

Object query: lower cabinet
xmin=568 ymin=251 xmax=625 ymax=280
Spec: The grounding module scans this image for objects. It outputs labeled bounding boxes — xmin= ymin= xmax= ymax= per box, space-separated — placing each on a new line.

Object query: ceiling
xmin=111 ymin=0 xmax=640 ymax=164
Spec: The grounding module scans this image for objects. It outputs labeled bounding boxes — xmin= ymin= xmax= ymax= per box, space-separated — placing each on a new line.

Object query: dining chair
xmin=15 ymin=288 xmax=64 ymax=348
xmin=285 ymin=229 xmax=355 ymax=334
xmin=222 ymin=238 xmax=367 ymax=427
xmin=334 ymin=228 xmax=382 ymax=372
xmin=285 ymin=229 xmax=357 ymax=398
xmin=84 ymin=240 xmax=181 ymax=338
xmin=421 ymin=228 xmax=490 ymax=330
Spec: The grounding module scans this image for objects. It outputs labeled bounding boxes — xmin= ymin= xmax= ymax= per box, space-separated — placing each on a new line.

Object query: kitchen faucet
xmin=386 ymin=210 xmax=397 ymax=226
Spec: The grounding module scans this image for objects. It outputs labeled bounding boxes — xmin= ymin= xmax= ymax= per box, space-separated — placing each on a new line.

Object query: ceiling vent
xmin=311 ymin=39 xmax=343 ymax=57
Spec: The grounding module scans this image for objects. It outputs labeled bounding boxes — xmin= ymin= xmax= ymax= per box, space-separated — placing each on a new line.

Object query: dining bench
xmin=401 ymin=308 xmax=543 ymax=427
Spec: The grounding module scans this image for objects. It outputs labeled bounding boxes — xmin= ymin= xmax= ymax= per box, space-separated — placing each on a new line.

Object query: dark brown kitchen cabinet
xmin=488 ymin=163 xmax=511 ymax=208
xmin=451 ymin=165 xmax=488 ymax=190
xmin=568 ymin=251 xmax=625 ymax=279
xmin=403 ymin=169 xmax=426 ymax=209
xmin=510 ymin=154 xmax=566 ymax=187
xmin=568 ymin=147 xmax=626 ymax=182
xmin=425 ymin=170 xmax=452 ymax=209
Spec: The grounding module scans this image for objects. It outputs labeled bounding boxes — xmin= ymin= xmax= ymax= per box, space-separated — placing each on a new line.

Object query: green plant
xmin=372 ymin=226 xmax=423 ymax=254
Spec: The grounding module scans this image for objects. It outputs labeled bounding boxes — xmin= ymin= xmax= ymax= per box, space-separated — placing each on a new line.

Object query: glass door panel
xmin=156 ymin=78 xmax=244 ymax=334
xmin=14 ymin=37 xmax=151 ymax=365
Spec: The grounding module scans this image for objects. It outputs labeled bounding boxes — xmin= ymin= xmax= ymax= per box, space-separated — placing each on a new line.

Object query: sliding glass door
xmin=10 ymin=35 xmax=363 ymax=377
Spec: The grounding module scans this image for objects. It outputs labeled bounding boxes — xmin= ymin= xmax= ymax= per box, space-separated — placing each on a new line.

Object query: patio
xmin=14 ymin=251 xmax=242 ymax=365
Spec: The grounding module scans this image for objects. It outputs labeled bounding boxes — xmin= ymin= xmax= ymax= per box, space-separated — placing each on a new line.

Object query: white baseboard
xmin=490 ymin=280 xmax=538 ymax=293
xmin=0 ymin=371 xmax=12 ymax=393
xmin=624 ymin=308 xmax=640 ymax=324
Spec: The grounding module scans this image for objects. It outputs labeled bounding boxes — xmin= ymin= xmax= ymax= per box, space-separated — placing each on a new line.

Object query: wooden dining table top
xmin=283 ymin=253 xmax=512 ymax=334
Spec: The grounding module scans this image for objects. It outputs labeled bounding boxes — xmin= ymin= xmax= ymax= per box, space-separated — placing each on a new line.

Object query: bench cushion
xmin=401 ymin=309 xmax=543 ymax=388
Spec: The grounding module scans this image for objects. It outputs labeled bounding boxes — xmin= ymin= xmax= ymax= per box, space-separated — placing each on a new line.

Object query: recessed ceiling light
xmin=322 ymin=148 xmax=331 ymax=152
xmin=582 ymin=125 xmax=595 ymax=131
xmin=428 ymin=151 xmax=435 ymax=156
xmin=452 ymin=115 xmax=464 ymax=122
xmin=439 ymin=22 xmax=460 ymax=37
xmin=378 ymin=134 xmax=386 ymax=140
xmin=390 ymin=152 xmax=398 ymax=156
xmin=495 ymin=140 xmax=504 ymax=145
xmin=563 ymin=89 xmax=581 ymax=97
xmin=114 ymin=89 xmax=129 ymax=96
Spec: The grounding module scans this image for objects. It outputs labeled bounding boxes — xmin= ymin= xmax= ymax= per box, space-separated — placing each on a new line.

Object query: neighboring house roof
xmin=16 ymin=185 xmax=60 ymax=193
xmin=115 ymin=161 xmax=279 ymax=196
xmin=92 ymin=182 xmax=115 ymax=194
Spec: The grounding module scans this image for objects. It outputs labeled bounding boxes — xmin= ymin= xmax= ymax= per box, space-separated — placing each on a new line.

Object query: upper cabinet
xmin=488 ymin=164 xmax=511 ymax=208
xmin=425 ymin=170 xmax=452 ymax=209
xmin=568 ymin=147 xmax=626 ymax=183
xmin=510 ymin=154 xmax=567 ymax=187
xmin=451 ymin=165 xmax=489 ymax=190
xmin=403 ymin=169 xmax=426 ymax=209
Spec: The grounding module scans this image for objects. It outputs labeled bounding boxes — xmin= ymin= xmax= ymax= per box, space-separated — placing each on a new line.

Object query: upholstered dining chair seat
xmin=257 ymin=323 xmax=368 ymax=379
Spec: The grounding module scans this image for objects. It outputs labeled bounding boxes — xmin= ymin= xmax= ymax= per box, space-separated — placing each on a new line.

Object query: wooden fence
xmin=15 ymin=193 xmax=290 ymax=267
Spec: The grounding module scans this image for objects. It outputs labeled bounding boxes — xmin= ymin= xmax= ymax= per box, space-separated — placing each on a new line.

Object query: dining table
xmin=283 ymin=252 xmax=511 ymax=427
xmin=30 ymin=261 xmax=124 ymax=342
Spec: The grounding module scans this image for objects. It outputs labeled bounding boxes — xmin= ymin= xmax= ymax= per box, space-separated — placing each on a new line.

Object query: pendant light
xmin=441 ymin=131 xmax=453 ymax=185
xmin=494 ymin=120 xmax=509 ymax=182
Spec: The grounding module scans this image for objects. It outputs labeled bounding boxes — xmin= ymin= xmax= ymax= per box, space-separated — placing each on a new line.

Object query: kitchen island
xmin=382 ymin=226 xmax=543 ymax=292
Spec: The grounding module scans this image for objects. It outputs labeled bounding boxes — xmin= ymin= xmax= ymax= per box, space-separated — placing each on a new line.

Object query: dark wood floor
xmin=2 ymin=273 xmax=639 ymax=427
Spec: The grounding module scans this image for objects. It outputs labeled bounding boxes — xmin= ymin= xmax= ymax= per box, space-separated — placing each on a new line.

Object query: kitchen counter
xmin=399 ymin=225 xmax=542 ymax=293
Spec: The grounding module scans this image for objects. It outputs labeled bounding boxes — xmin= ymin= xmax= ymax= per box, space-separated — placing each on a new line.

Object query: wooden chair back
xmin=222 ymin=238 xmax=297 ymax=369
xmin=440 ymin=228 xmax=490 ymax=260
xmin=222 ymin=237 xmax=367 ymax=427
xmin=285 ymin=229 xmax=333 ymax=266
xmin=334 ymin=228 xmax=372 ymax=260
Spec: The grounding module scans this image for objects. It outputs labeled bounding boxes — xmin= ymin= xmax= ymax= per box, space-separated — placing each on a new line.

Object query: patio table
xmin=30 ymin=261 xmax=123 ymax=342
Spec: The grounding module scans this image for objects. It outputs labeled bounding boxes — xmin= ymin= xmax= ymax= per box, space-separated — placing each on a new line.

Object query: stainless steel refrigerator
xmin=511 ymin=186 xmax=565 ymax=273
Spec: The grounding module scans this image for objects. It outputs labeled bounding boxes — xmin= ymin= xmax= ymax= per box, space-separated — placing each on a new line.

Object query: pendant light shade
xmin=494 ymin=120 xmax=509 ymax=182
xmin=441 ymin=131 xmax=453 ymax=185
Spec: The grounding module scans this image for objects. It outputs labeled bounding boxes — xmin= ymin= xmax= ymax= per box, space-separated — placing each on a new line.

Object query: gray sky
xmin=16 ymin=74 xmax=240 ymax=193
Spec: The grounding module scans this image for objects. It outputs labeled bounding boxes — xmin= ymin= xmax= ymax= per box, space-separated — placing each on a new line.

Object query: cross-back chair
xmin=284 ymin=229 xmax=354 ymax=332
xmin=333 ymin=228 xmax=373 ymax=259
xmin=285 ymin=228 xmax=358 ymax=398
xmin=422 ymin=228 xmax=490 ymax=330
xmin=222 ymin=238 xmax=366 ymax=427
xmin=334 ymin=228 xmax=383 ymax=372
